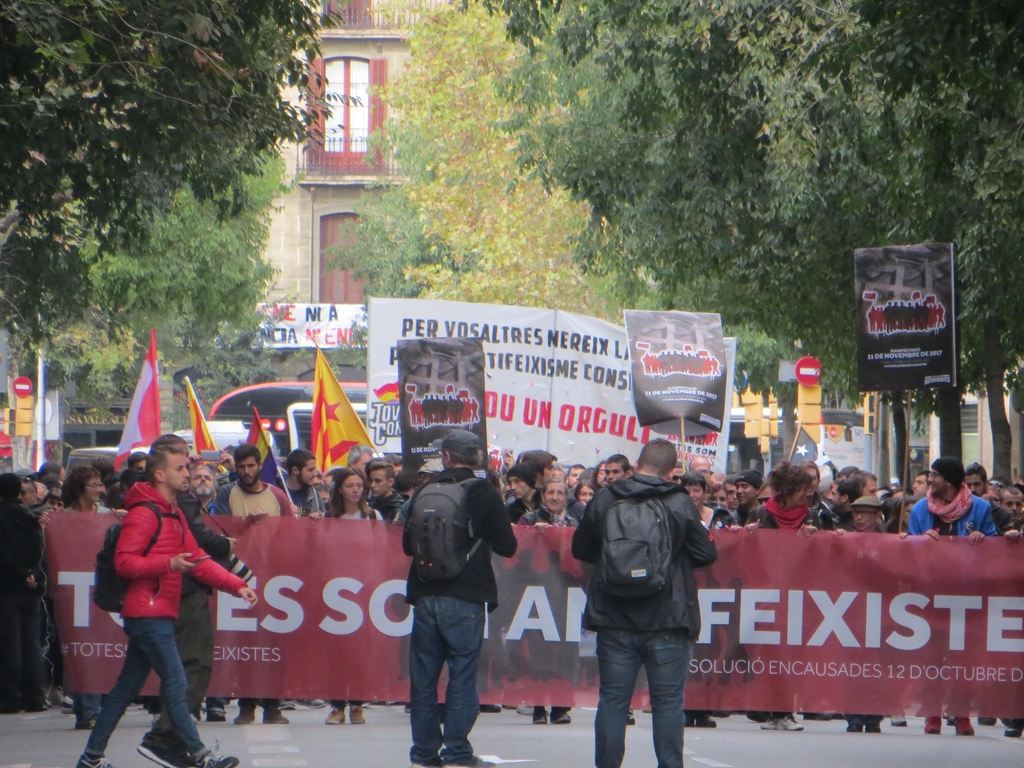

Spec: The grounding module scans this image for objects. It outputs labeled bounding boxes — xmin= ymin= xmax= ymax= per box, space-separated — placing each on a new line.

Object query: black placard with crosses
xmin=397 ymin=337 xmax=487 ymax=471
xmin=624 ymin=310 xmax=728 ymax=430
xmin=855 ymin=243 xmax=956 ymax=392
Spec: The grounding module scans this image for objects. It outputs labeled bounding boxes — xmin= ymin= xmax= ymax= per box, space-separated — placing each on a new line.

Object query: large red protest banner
xmin=47 ymin=514 xmax=1024 ymax=716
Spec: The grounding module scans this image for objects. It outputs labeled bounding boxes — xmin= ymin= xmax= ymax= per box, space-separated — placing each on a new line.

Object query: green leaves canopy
xmin=0 ymin=0 xmax=323 ymax=335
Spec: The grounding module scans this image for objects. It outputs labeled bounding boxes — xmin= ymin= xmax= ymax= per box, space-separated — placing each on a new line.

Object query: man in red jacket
xmin=76 ymin=444 xmax=258 ymax=768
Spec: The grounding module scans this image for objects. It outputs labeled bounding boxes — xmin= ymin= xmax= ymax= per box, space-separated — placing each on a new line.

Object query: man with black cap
xmin=404 ymin=430 xmax=518 ymax=768
xmin=0 ymin=472 xmax=47 ymax=714
xmin=904 ymin=456 xmax=997 ymax=736
xmin=504 ymin=461 xmax=537 ymax=523
xmin=733 ymin=469 xmax=763 ymax=526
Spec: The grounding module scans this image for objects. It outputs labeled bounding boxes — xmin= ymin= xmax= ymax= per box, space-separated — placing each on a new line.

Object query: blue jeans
xmin=408 ymin=596 xmax=485 ymax=765
xmin=84 ymin=618 xmax=207 ymax=759
xmin=73 ymin=693 xmax=102 ymax=722
xmin=594 ymin=630 xmax=694 ymax=768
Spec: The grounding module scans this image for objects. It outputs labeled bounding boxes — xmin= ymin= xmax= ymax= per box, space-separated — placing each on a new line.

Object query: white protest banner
xmin=367 ymin=298 xmax=652 ymax=461
xmin=257 ymin=303 xmax=364 ymax=349
xmin=680 ymin=337 xmax=737 ymax=475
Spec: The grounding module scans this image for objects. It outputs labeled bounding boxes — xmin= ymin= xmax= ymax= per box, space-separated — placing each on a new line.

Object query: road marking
xmin=477 ymin=757 xmax=538 ymax=765
xmin=243 ymin=721 xmax=304 ymax=768
xmin=692 ymin=759 xmax=733 ymax=768
xmin=242 ymin=725 xmax=294 ymax=742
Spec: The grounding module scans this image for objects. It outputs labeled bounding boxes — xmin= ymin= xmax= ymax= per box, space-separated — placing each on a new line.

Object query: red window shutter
xmin=308 ymin=57 xmax=326 ymax=166
xmin=369 ymin=58 xmax=388 ymax=135
xmin=319 ymin=214 xmax=364 ymax=303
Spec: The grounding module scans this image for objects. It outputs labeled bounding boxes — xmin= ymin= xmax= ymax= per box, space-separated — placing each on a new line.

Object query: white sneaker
xmin=760 ymin=719 xmax=778 ymax=730
xmin=777 ymin=715 xmax=804 ymax=731
xmin=516 ymin=704 xmax=533 ymax=716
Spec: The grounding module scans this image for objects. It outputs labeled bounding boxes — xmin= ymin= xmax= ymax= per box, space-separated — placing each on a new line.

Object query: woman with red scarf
xmin=750 ymin=460 xmax=823 ymax=534
xmin=903 ymin=456 xmax=997 ymax=736
xmin=732 ymin=461 xmax=821 ymax=732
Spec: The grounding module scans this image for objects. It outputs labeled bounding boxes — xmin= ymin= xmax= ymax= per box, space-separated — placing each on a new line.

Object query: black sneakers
xmin=138 ymin=732 xmax=191 ymax=768
xmin=76 ymin=755 xmax=114 ymax=768
xmin=136 ymin=735 xmax=239 ymax=768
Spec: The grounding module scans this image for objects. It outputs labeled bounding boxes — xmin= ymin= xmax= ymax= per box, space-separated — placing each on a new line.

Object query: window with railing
xmin=325 ymin=58 xmax=369 ymax=154
xmin=307 ymin=57 xmax=388 ymax=175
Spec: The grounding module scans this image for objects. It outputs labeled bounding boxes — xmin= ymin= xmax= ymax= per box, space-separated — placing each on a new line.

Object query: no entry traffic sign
xmin=12 ymin=376 xmax=33 ymax=398
xmin=794 ymin=356 xmax=822 ymax=387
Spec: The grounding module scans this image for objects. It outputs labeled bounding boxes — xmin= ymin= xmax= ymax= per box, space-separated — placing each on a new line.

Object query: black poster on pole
xmin=855 ymin=243 xmax=956 ymax=392
xmin=624 ymin=311 xmax=728 ymax=429
xmin=397 ymin=337 xmax=486 ymax=471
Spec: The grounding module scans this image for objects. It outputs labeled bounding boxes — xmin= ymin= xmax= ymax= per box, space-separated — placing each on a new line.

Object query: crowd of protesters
xmin=3 ymin=436 xmax=1023 ymax=762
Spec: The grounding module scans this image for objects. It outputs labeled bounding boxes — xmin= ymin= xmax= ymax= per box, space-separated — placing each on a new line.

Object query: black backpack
xmin=598 ymin=496 xmax=673 ymax=598
xmin=407 ymin=477 xmax=481 ymax=582
xmin=93 ymin=503 xmax=174 ymax=613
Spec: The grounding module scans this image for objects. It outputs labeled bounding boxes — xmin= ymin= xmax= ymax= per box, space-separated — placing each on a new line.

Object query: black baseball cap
xmin=431 ymin=429 xmax=481 ymax=454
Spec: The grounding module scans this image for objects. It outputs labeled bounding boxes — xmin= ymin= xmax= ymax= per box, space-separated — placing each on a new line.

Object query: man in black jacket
xmin=366 ymin=458 xmax=405 ymax=522
xmin=572 ymin=439 xmax=717 ymax=768
xmin=404 ymin=430 xmax=517 ymax=768
xmin=139 ymin=440 xmax=241 ymax=767
xmin=0 ymin=472 xmax=47 ymax=713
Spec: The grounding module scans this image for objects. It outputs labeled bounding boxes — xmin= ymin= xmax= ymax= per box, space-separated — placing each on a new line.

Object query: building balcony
xmin=322 ymin=0 xmax=452 ymax=32
xmin=301 ymin=137 xmax=398 ymax=182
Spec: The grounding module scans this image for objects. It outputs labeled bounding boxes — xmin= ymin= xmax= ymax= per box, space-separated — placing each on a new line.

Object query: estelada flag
xmin=313 ymin=348 xmax=372 ymax=471
xmin=115 ymin=329 xmax=162 ymax=469
xmin=184 ymin=377 xmax=217 ymax=454
xmin=790 ymin=426 xmax=819 ymax=463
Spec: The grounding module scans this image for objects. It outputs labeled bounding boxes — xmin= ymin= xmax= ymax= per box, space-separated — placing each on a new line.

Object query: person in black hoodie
xmin=572 ymin=439 xmax=718 ymax=768
xmin=404 ymin=430 xmax=517 ymax=768
xmin=0 ymin=471 xmax=47 ymax=713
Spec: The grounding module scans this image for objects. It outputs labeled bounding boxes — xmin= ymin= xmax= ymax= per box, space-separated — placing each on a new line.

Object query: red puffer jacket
xmin=115 ymin=482 xmax=247 ymax=619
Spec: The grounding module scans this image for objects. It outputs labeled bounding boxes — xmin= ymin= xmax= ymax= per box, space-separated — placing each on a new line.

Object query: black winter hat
xmin=0 ymin=472 xmax=23 ymax=501
xmin=506 ymin=462 xmax=537 ymax=488
xmin=736 ymin=469 xmax=763 ymax=489
xmin=930 ymin=457 xmax=965 ymax=489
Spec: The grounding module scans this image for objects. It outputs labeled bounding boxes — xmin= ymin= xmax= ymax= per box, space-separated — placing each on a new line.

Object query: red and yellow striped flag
xmin=184 ymin=377 xmax=218 ymax=454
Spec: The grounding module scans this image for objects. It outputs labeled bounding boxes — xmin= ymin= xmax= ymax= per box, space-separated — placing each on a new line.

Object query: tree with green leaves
xmin=0 ymin=0 xmax=325 ymax=337
xmin=28 ymin=157 xmax=285 ymax=428
xmin=343 ymin=1 xmax=611 ymax=315
xmin=495 ymin=0 xmax=1024 ymax=473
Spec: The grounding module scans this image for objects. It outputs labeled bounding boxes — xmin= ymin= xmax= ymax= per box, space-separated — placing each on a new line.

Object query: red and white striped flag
xmin=115 ymin=329 xmax=162 ymax=469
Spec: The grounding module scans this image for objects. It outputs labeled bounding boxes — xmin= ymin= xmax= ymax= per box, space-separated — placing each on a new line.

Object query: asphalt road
xmin=2 ymin=704 xmax=1023 ymax=768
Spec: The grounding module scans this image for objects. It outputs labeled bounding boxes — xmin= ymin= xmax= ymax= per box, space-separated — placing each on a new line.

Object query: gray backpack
xmin=408 ymin=477 xmax=481 ymax=581
xmin=598 ymin=496 xmax=673 ymax=597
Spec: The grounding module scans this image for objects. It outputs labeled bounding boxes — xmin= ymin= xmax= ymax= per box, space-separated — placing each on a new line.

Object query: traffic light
xmin=797 ymin=384 xmax=821 ymax=442
xmin=767 ymin=396 xmax=779 ymax=438
xmin=14 ymin=395 xmax=33 ymax=437
xmin=863 ymin=393 xmax=877 ymax=434
xmin=741 ymin=390 xmax=762 ymax=439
